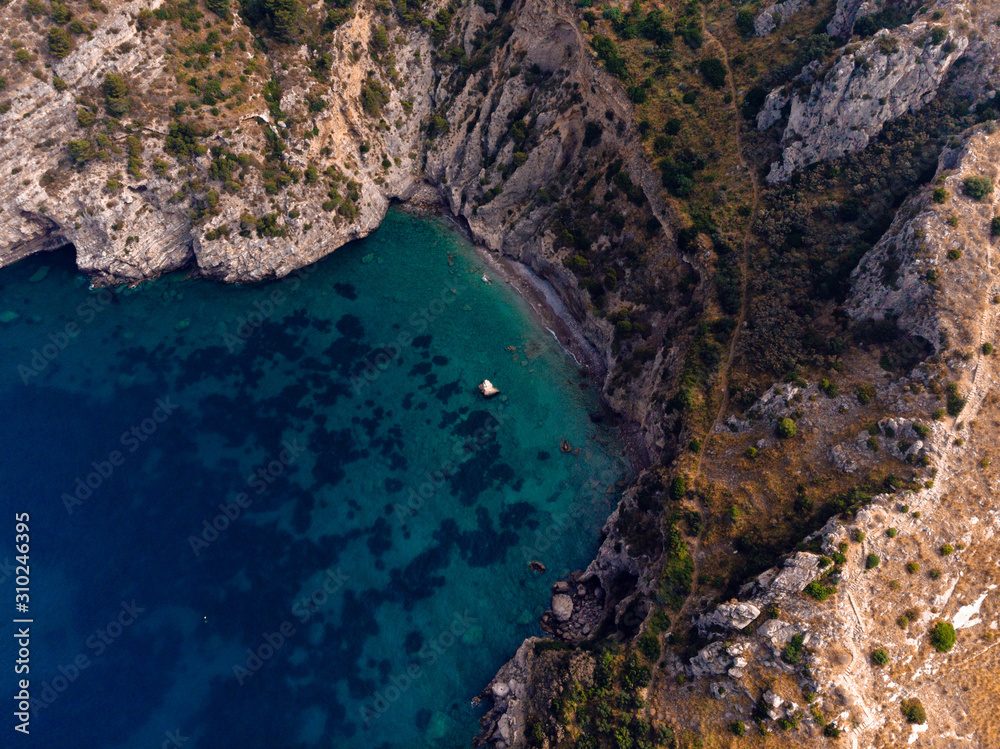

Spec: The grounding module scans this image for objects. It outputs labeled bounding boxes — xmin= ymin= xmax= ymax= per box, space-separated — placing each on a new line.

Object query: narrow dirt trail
xmin=692 ymin=9 xmax=759 ymax=482
xmin=667 ymin=10 xmax=761 ymax=633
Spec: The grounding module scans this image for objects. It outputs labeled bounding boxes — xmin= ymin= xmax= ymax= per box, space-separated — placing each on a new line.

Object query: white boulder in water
xmin=478 ymin=379 xmax=500 ymax=398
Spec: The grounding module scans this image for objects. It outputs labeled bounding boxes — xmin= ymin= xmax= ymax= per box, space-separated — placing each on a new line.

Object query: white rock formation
xmin=479 ymin=379 xmax=501 ymax=398
xmin=763 ymin=25 xmax=968 ymax=183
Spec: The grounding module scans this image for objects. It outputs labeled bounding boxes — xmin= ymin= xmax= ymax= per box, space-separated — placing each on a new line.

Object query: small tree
xmin=777 ymin=417 xmax=797 ymax=438
xmin=67 ymin=139 xmax=95 ymax=164
xmin=670 ymin=475 xmax=687 ymax=501
xmin=735 ymin=8 xmax=754 ymax=36
xmin=47 ymin=27 xmax=73 ymax=58
xmin=901 ymin=698 xmax=926 ymax=724
xmin=930 ymin=621 xmax=956 ymax=652
xmin=103 ymin=73 xmax=130 ymax=116
xmin=698 ymin=58 xmax=727 ymax=88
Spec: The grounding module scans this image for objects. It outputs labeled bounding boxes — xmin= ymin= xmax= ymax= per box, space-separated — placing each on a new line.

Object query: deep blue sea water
xmin=0 ymin=210 xmax=629 ymax=748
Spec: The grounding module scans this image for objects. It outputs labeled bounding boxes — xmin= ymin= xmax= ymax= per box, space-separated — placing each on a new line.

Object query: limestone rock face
xmin=0 ymin=0 xmax=668 ymax=296
xmin=763 ymin=23 xmax=968 ymax=183
xmin=848 ymin=126 xmax=1000 ymax=354
xmin=704 ymin=601 xmax=762 ymax=631
xmin=826 ymin=0 xmax=886 ymax=38
xmin=754 ymin=0 xmax=811 ymax=37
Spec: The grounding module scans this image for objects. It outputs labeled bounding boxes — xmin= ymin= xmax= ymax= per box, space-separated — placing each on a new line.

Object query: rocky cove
xmin=5 ymin=0 xmax=1000 ymax=746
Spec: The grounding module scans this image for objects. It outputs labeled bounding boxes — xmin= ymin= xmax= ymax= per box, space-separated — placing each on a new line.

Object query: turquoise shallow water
xmin=0 ymin=209 xmax=629 ymax=748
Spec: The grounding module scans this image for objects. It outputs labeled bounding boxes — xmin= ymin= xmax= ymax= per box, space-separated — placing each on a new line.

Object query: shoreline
xmin=399 ymin=200 xmax=652 ymax=473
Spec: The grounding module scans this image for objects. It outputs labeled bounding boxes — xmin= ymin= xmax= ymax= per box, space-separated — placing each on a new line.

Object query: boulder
xmin=551 ymin=594 xmax=574 ymax=622
xmin=478 ymin=379 xmax=500 ymax=397
xmin=713 ymin=602 xmax=761 ymax=630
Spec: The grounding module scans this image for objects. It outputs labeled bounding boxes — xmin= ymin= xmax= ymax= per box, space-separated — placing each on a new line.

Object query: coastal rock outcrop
xmin=847 ymin=125 xmax=1000 ymax=354
xmin=763 ymin=25 xmax=967 ymax=183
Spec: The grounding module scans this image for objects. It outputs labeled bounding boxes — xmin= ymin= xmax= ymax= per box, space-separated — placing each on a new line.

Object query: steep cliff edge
xmin=1 ymin=0 xmax=697 ymax=441
xmin=756 ymin=0 xmax=1000 ymax=184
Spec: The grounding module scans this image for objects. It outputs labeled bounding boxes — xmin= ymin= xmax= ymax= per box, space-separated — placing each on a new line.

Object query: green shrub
xmin=51 ymin=1 xmax=72 ymax=23
xmin=929 ymin=568 xmax=942 ymax=580
xmin=126 ymin=135 xmax=143 ymax=177
xmin=730 ymin=720 xmax=746 ymax=736
xmin=47 ymin=26 xmax=73 ymax=58
xmin=165 ymin=121 xmax=207 ymax=159
xmin=670 ymin=475 xmax=687 ymax=501
xmin=912 ymin=422 xmax=930 ymax=438
xmin=853 ymin=530 xmax=866 ymax=543
xmin=872 ymin=647 xmax=890 ymax=666
xmin=66 ymin=139 xmax=96 ymax=164
xmin=940 ymin=544 xmax=953 ymax=556
xmin=855 ymin=384 xmax=876 ymax=405
xmin=698 ymin=58 xmax=727 ymax=88
xmin=776 ymin=417 xmax=797 ymax=438
xmin=781 ymin=633 xmax=805 ymax=665
xmin=804 ymin=581 xmax=835 ymax=601
xmin=886 ymin=527 xmax=898 ymax=538
xmin=946 ymin=383 xmax=966 ymax=416
xmin=735 ymin=8 xmax=754 ymax=36
xmin=622 ymin=653 xmax=652 ymax=691
xmin=901 ymin=698 xmax=926 ymax=724
xmin=591 ymin=34 xmax=627 ymax=79
xmin=648 ymin=609 xmax=671 ymax=634
xmin=103 ymin=73 xmax=130 ymax=116
xmin=932 ymin=187 xmax=949 ymax=203
xmin=637 ymin=631 xmax=661 ymax=662
xmin=983 ymin=342 xmax=994 ymax=355
xmin=865 ymin=553 xmax=880 ymax=569
xmin=360 ymin=79 xmax=390 ymax=116
xmin=992 ymin=216 xmax=1000 ymax=237
xmin=963 ymin=176 xmax=994 ymax=201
